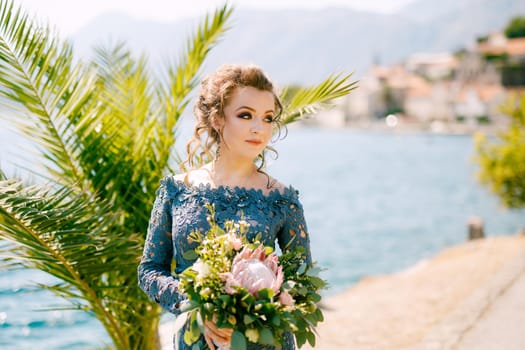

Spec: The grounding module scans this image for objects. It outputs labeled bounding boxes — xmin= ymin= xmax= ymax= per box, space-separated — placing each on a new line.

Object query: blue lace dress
xmin=138 ymin=176 xmax=312 ymax=350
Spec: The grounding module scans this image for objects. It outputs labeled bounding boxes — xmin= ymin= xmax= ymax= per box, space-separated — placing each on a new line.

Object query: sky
xmin=15 ymin=0 xmax=416 ymax=36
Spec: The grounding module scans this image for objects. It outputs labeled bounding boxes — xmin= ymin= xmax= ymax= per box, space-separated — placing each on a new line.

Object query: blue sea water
xmin=1 ymin=127 xmax=524 ymax=349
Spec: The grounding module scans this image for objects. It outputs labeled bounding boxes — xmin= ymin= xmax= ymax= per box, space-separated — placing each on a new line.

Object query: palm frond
xmin=281 ymin=73 xmax=358 ymax=125
xmin=0 ymin=178 xmax=138 ymax=346
xmin=75 ymin=44 xmax=158 ymax=224
xmin=0 ymin=177 xmax=160 ymax=349
xmin=157 ymin=4 xmax=234 ymax=170
xmin=0 ymin=0 xmax=97 ymax=186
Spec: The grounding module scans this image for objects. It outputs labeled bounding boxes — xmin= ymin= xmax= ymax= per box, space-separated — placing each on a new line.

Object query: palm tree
xmin=0 ymin=0 xmax=356 ymax=349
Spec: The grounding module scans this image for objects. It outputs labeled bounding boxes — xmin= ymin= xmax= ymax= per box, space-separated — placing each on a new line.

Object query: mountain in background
xmin=72 ymin=0 xmax=525 ymax=85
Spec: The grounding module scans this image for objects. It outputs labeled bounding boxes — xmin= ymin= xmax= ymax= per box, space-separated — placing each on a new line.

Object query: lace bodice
xmin=138 ymin=175 xmax=312 ymax=350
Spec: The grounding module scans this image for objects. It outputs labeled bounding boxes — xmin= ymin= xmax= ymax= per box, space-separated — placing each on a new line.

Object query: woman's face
xmin=217 ymin=86 xmax=275 ymax=161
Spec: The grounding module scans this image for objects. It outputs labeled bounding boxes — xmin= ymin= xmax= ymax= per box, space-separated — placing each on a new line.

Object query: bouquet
xmin=179 ymin=205 xmax=327 ymax=350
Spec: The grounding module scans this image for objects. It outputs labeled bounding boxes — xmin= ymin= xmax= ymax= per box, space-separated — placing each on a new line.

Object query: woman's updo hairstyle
xmin=184 ymin=64 xmax=284 ymax=171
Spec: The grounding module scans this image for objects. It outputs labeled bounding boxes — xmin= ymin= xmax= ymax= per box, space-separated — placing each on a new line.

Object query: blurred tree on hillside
xmin=505 ymin=16 xmax=525 ymax=38
xmin=382 ymin=85 xmax=404 ymax=116
xmin=474 ymin=94 xmax=525 ymax=209
xmin=0 ymin=0 xmax=356 ymax=349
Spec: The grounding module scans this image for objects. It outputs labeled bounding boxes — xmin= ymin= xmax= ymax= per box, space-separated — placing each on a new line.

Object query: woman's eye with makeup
xmin=238 ymin=112 xmax=252 ymax=119
xmin=264 ymin=115 xmax=274 ymax=123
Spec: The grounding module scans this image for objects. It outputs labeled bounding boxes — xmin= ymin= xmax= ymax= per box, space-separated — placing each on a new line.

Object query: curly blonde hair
xmin=184 ymin=64 xmax=284 ymax=175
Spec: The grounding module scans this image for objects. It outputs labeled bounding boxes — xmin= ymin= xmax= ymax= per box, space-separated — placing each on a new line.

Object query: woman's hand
xmin=203 ymin=317 xmax=233 ymax=350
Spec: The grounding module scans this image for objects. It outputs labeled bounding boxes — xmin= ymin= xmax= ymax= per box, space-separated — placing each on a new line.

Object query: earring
xmin=214 ymin=126 xmax=221 ymax=158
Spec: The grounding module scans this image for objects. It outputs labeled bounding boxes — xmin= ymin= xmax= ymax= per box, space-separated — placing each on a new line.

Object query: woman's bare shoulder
xmin=173 ymin=165 xmax=212 ymax=185
xmin=172 ymin=173 xmax=186 ymax=182
xmin=268 ymin=177 xmax=290 ymax=194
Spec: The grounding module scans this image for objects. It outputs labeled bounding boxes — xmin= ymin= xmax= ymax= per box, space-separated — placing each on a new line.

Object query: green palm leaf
xmin=158 ymin=4 xmax=233 ymax=172
xmin=281 ymin=73 xmax=358 ymax=125
xmin=0 ymin=178 xmax=134 ymax=345
xmin=0 ymin=0 xmax=97 ymax=187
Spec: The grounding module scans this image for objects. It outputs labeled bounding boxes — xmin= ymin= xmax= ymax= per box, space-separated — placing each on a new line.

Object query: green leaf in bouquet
xmin=306 ymin=330 xmax=316 ymax=347
xmin=309 ymin=276 xmax=327 ymax=289
xmin=259 ymin=328 xmax=275 ymax=345
xmin=295 ymin=331 xmax=307 ymax=348
xmin=183 ymin=330 xmax=195 ymax=346
xmin=215 ymin=311 xmax=227 ymax=327
xmin=280 ymin=310 xmax=293 ymax=321
xmin=182 ymin=249 xmax=198 ymax=260
xmin=243 ymin=314 xmax=256 ymax=325
xmin=304 ymin=311 xmax=320 ymax=324
xmin=263 ymin=246 xmax=274 ymax=255
xmin=180 ymin=299 xmax=200 ymax=312
xmin=297 ymin=262 xmax=307 ymax=275
xmin=202 ymin=302 xmax=215 ymax=316
xmin=189 ymin=309 xmax=198 ymax=325
xmin=196 ymin=309 xmax=205 ymax=327
xmin=218 ymin=294 xmax=232 ymax=305
xmin=295 ymin=284 xmax=308 ymax=296
xmin=271 ymin=314 xmax=281 ymax=327
xmin=185 ymin=289 xmax=202 ymax=303
xmin=262 ymin=301 xmax=277 ymax=314
xmin=314 ymin=307 xmax=324 ymax=322
xmin=293 ymin=310 xmax=308 ymax=326
xmin=306 ymin=266 xmax=321 ymax=276
xmin=294 ymin=245 xmax=307 ymax=255
xmin=288 ymin=320 xmax=299 ymax=333
xmin=311 ymin=292 xmax=322 ymax=303
xmin=305 ymin=302 xmax=317 ymax=313
xmin=240 ymin=291 xmax=256 ymax=307
xmin=231 ymin=330 xmax=247 ymax=350
xmin=282 ymin=281 xmax=294 ymax=290
xmin=184 ymin=310 xmax=202 ymax=345
xmin=257 ymin=288 xmax=275 ymax=300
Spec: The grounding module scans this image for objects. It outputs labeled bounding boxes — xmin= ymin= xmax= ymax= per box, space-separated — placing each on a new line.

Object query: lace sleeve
xmin=277 ymin=193 xmax=312 ymax=265
xmin=137 ymin=177 xmax=186 ymax=314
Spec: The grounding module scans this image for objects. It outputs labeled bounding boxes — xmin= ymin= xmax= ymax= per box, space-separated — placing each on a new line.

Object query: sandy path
xmin=303 ymin=235 xmax=525 ymax=350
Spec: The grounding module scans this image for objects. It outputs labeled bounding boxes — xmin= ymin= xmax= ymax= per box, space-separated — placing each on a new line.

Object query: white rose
xmin=192 ymin=259 xmax=211 ymax=280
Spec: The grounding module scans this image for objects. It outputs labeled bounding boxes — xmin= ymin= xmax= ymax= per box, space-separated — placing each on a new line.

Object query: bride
xmin=138 ymin=64 xmax=312 ymax=350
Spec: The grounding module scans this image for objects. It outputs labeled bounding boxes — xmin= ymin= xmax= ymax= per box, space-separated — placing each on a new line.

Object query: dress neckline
xmin=169 ymin=177 xmax=298 ymax=201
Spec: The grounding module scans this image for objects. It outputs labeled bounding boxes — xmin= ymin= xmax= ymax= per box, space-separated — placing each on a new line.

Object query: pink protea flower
xmin=223 ymin=245 xmax=284 ymax=296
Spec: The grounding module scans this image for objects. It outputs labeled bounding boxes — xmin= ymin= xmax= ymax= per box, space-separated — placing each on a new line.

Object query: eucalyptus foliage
xmin=0 ymin=0 xmax=355 ymax=348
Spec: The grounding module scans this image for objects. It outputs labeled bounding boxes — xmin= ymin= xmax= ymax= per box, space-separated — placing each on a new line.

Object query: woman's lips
xmin=245 ymin=140 xmax=262 ymax=146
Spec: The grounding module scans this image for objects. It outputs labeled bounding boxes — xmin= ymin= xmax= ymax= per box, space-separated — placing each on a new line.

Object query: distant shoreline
xmin=299 ymin=119 xmax=508 ymax=136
